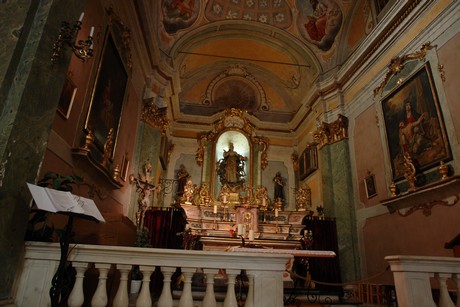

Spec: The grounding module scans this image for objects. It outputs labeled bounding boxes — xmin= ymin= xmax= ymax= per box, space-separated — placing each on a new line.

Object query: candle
xmin=78 ymin=12 xmax=84 ymax=22
xmin=89 ymin=26 xmax=94 ymax=37
xmin=262 ymin=198 xmax=266 ymax=207
xmin=249 ymin=229 xmax=254 ymax=241
xmin=185 ymin=224 xmax=190 ymax=230
xmin=242 ymin=226 xmax=246 ymax=236
xmin=223 ymin=195 xmax=227 ymax=203
xmin=275 ymin=208 xmax=279 ymax=217
xmin=237 ymin=224 xmax=243 ymax=236
xmin=213 ymin=204 xmax=217 ymax=214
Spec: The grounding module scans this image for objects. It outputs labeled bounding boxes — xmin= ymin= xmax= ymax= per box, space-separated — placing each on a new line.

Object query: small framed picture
xmin=57 ymin=77 xmax=77 ymax=119
xmin=121 ymin=153 xmax=130 ymax=182
xmin=364 ymin=174 xmax=377 ymax=199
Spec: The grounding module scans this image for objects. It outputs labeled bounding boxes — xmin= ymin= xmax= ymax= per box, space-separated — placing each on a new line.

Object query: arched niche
xmin=195 ymin=109 xmax=269 ymax=203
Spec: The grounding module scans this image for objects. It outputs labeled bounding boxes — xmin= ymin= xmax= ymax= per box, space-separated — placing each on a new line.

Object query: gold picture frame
xmin=364 ymin=174 xmax=377 ymax=199
xmin=121 ymin=153 xmax=130 ymax=181
xmin=57 ymin=76 xmax=77 ymax=119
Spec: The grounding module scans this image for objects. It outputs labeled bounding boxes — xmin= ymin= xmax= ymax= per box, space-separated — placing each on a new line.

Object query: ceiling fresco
xmin=155 ymin=0 xmax=375 ymax=128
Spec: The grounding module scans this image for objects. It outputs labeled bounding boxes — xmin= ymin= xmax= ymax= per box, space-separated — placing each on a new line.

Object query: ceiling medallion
xmin=202 ymin=64 xmax=269 ymax=111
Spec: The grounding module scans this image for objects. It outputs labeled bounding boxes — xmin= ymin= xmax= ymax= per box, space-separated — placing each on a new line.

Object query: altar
xmin=181 ymin=203 xmax=310 ymax=251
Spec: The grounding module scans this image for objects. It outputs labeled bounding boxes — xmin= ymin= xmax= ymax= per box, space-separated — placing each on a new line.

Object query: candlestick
xmin=249 ymin=229 xmax=254 ymax=241
xmin=237 ymin=224 xmax=243 ymax=236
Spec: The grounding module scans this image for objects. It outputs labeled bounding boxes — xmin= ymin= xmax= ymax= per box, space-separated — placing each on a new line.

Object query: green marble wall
xmin=320 ymin=140 xmax=360 ymax=282
xmin=0 ymin=0 xmax=85 ymax=300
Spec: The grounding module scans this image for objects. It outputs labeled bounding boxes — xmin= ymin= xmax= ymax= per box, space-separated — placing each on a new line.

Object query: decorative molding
xmin=397 ymin=195 xmax=459 ymax=217
xmin=373 ymin=42 xmax=435 ymax=97
xmin=140 ymin=98 xmax=169 ymax=134
xmin=312 ymin=114 xmax=348 ymax=149
xmin=202 ymin=64 xmax=269 ymax=111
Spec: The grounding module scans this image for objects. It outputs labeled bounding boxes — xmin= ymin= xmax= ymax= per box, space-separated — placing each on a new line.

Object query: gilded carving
xmin=374 ymin=42 xmax=435 ymax=97
xmin=141 ymin=98 xmax=169 ymax=133
xmin=313 ymin=114 xmax=348 ymax=149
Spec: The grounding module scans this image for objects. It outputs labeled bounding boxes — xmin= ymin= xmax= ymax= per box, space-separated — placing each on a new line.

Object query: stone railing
xmin=15 ymin=241 xmax=292 ymax=307
xmin=385 ymin=255 xmax=460 ymax=307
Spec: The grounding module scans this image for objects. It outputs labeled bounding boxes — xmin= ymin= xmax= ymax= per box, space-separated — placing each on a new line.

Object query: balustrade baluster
xmin=453 ymin=274 xmax=460 ymax=307
xmin=113 ymin=264 xmax=131 ymax=307
xmin=244 ymin=273 xmax=254 ymax=307
xmin=178 ymin=267 xmax=196 ymax=307
xmin=91 ymin=263 xmax=111 ymax=307
xmin=202 ymin=268 xmax=219 ymax=307
xmin=437 ymin=273 xmax=455 ymax=307
xmin=157 ymin=267 xmax=176 ymax=307
xmin=67 ymin=262 xmax=87 ymax=307
xmin=91 ymin=263 xmax=110 ymax=307
xmin=136 ymin=265 xmax=155 ymax=307
xmin=223 ymin=269 xmax=240 ymax=307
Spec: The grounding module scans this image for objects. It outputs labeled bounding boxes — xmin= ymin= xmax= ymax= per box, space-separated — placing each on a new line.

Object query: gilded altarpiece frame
xmin=375 ymin=43 xmax=452 ymax=182
xmin=195 ymin=109 xmax=269 ymax=201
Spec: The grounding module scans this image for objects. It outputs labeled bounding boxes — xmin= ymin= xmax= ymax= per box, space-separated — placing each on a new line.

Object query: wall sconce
xmin=51 ymin=12 xmax=94 ymax=63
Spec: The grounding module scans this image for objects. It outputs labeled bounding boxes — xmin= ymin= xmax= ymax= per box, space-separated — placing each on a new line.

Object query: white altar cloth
xmin=229 ymin=247 xmax=336 ymax=258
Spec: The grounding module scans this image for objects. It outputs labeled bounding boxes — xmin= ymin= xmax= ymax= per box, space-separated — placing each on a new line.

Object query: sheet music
xmin=27 ymin=183 xmax=105 ymax=222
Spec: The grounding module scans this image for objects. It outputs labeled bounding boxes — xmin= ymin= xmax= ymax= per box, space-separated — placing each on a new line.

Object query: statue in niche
xmin=176 ymin=164 xmax=190 ymax=199
xmin=217 ymin=142 xmax=247 ymax=187
xmin=273 ymin=172 xmax=285 ymax=203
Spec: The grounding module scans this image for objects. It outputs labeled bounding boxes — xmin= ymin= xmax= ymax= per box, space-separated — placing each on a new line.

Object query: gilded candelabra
xmin=51 ymin=12 xmax=94 ymax=63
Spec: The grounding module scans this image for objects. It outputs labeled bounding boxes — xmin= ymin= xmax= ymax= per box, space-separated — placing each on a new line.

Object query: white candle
xmin=249 ymin=229 xmax=254 ymax=241
xmin=213 ymin=204 xmax=218 ymax=214
xmin=185 ymin=224 xmax=190 ymax=230
xmin=78 ymin=12 xmax=84 ymax=22
xmin=223 ymin=195 xmax=227 ymax=203
xmin=89 ymin=26 xmax=94 ymax=37
xmin=237 ymin=224 xmax=243 ymax=236
xmin=262 ymin=198 xmax=266 ymax=207
xmin=275 ymin=208 xmax=279 ymax=217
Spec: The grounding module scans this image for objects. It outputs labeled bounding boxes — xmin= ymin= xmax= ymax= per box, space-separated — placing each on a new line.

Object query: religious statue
xmin=217 ymin=142 xmax=247 ymax=187
xmin=255 ymin=185 xmax=269 ymax=209
xmin=273 ymin=172 xmax=285 ymax=203
xmin=176 ymin=164 xmax=190 ymax=199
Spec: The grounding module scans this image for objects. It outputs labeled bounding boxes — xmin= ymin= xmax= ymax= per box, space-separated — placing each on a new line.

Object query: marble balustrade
xmin=15 ymin=241 xmax=291 ymax=307
xmin=386 ymin=255 xmax=460 ymax=307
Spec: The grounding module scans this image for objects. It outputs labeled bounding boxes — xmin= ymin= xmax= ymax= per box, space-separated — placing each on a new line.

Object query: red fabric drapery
xmin=143 ymin=207 xmax=186 ymax=249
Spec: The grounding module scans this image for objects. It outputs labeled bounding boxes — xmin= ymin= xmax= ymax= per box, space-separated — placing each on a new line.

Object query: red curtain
xmin=143 ymin=207 xmax=186 ymax=249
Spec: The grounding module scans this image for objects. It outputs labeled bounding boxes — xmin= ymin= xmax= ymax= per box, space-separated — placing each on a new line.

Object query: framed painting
xmin=84 ymin=32 xmax=128 ymax=159
xmin=299 ymin=145 xmax=318 ymax=180
xmin=121 ymin=153 xmax=130 ymax=182
xmin=57 ymin=76 xmax=77 ymax=119
xmin=159 ymin=135 xmax=169 ymax=170
xmin=364 ymin=174 xmax=377 ymax=199
xmin=381 ymin=63 xmax=451 ymax=181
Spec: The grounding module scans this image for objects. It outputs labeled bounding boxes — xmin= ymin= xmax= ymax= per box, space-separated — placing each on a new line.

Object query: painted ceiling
xmin=155 ymin=0 xmax=375 ymax=129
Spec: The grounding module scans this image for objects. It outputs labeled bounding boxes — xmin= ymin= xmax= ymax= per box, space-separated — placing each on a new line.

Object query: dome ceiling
xmin=152 ymin=0 xmax=376 ymax=131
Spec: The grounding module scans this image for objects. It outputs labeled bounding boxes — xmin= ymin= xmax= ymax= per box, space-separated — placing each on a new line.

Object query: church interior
xmin=1 ymin=0 xmax=460 ymax=306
